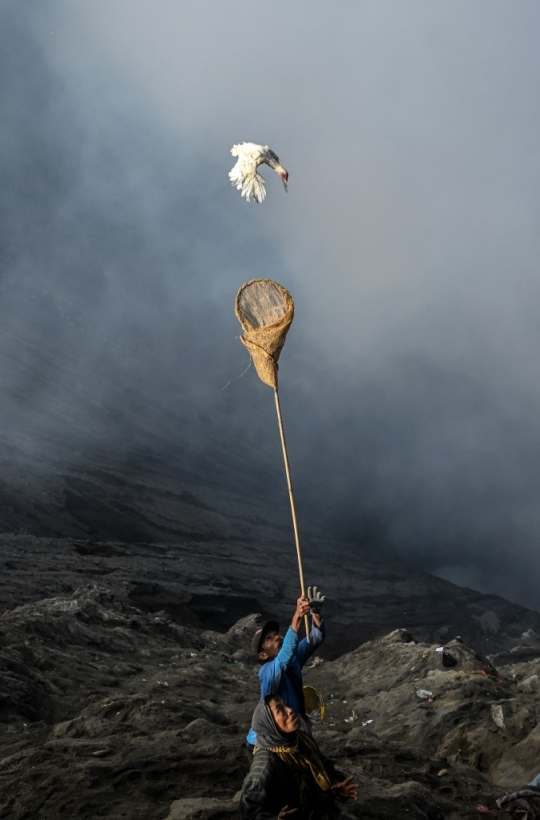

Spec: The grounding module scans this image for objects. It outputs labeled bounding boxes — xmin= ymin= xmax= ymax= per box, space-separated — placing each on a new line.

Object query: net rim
xmin=235 ymin=278 xmax=294 ymax=332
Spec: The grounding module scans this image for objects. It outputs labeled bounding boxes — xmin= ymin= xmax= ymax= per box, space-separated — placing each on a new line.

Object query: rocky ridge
xmin=1 ymin=537 xmax=540 ymax=818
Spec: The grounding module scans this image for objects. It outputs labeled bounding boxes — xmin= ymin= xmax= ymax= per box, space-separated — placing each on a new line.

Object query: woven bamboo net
xmin=235 ymin=279 xmax=294 ymax=388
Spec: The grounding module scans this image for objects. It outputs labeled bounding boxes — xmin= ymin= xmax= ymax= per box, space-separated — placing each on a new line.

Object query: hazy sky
xmin=3 ymin=2 xmax=540 ymax=607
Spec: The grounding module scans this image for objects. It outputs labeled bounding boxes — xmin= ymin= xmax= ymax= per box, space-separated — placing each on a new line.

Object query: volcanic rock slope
xmin=1 ymin=537 xmax=540 ymax=818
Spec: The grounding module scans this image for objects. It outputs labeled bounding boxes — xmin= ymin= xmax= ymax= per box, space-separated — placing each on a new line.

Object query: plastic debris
xmin=437 ymin=769 xmax=448 ymax=777
xmin=361 ymin=719 xmax=373 ymax=727
xmin=491 ymin=704 xmax=505 ymax=729
xmin=442 ymin=651 xmax=457 ymax=668
xmin=416 ymin=689 xmax=434 ymax=700
xmin=475 ymin=670 xmax=507 ymax=686
xmin=307 ymin=656 xmax=324 ymax=669
xmin=344 ymin=710 xmax=358 ymax=723
xmin=435 ymin=647 xmax=444 ymax=653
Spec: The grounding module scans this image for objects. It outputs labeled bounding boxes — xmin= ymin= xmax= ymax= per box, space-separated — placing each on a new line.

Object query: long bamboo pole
xmin=274 ymin=387 xmax=310 ymax=642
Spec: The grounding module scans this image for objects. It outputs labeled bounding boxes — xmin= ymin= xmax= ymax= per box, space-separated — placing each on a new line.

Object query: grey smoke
xmin=2 ymin=2 xmax=540 ymax=608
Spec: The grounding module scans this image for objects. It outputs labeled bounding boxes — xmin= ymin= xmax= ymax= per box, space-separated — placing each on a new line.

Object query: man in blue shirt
xmin=246 ymin=586 xmax=326 ymax=753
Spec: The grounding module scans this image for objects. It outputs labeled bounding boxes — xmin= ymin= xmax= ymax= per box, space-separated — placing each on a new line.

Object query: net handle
xmin=274 ymin=388 xmax=311 ymax=643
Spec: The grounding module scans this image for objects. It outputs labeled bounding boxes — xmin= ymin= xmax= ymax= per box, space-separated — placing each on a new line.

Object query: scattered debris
xmin=416 ymin=689 xmax=434 ymax=700
xmin=344 ymin=709 xmax=358 ymax=723
xmin=497 ymin=787 xmax=540 ymax=818
xmin=491 ymin=704 xmax=505 ymax=729
xmin=307 ymin=655 xmax=324 ymax=669
xmin=475 ymin=670 xmax=507 ymax=686
xmin=442 ymin=651 xmax=457 ymax=667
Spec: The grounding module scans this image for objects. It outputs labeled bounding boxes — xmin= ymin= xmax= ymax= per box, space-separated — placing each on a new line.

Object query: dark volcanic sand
xmin=1 ymin=536 xmax=540 ymax=818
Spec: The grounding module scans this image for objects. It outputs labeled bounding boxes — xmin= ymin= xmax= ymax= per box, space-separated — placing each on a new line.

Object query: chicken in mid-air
xmin=229 ymin=143 xmax=289 ymax=203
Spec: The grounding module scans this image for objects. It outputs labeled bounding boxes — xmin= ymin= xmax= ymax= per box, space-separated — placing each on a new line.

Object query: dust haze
xmin=2 ymin=2 xmax=540 ymax=607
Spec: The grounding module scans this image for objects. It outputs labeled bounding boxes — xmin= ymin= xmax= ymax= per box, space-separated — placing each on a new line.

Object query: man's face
xmin=269 ymin=697 xmax=300 ymax=734
xmin=258 ymin=630 xmax=283 ymax=661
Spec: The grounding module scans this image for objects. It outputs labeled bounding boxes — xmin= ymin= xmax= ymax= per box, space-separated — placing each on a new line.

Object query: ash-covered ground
xmin=1 ymin=535 xmax=540 ymax=819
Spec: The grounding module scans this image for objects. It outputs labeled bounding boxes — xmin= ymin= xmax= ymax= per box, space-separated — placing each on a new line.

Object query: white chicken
xmin=229 ymin=143 xmax=289 ymax=203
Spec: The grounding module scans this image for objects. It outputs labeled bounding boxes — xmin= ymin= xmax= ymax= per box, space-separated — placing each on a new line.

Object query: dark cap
xmin=251 ymin=620 xmax=280 ymax=657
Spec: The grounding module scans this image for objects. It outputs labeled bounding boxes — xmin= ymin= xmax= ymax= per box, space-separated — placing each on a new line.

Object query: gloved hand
xmin=307 ymin=585 xmax=325 ymax=615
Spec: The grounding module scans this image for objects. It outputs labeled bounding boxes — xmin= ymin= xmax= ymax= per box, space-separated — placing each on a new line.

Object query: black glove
xmin=307 ymin=585 xmax=325 ymax=615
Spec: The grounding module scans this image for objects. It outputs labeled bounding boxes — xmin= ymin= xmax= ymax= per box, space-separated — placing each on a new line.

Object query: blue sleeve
xmin=258 ymin=626 xmax=299 ymax=696
xmin=295 ymin=618 xmax=326 ymax=667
